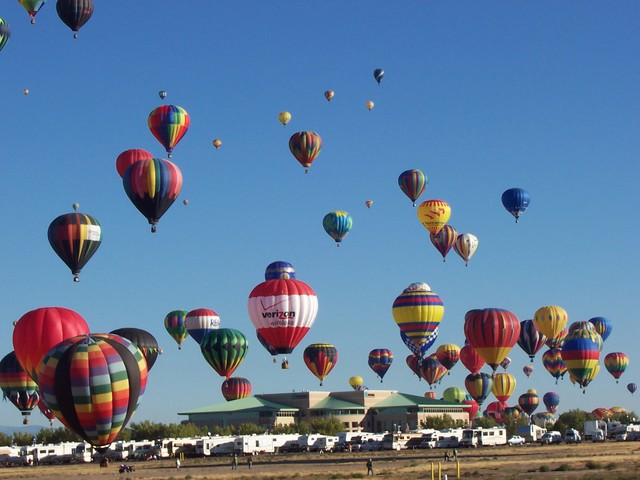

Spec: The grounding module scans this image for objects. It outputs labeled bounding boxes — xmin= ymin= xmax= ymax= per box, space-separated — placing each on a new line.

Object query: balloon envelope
xmin=0 ymin=18 xmax=11 ymax=52
xmin=164 ymin=310 xmax=188 ymax=350
xmin=392 ymin=285 xmax=444 ymax=355
xmin=501 ymin=188 xmax=530 ymax=222
xmin=148 ymin=105 xmax=190 ymax=157
xmin=56 ymin=0 xmax=93 ymax=37
xmin=323 ymin=211 xmax=353 ymax=245
xmin=221 ymin=377 xmax=252 ymax=401
xmin=373 ymin=68 xmax=384 ymax=84
xmin=200 ymin=329 xmax=248 ymax=380
xmin=398 ymin=169 xmax=427 ymax=206
xmin=0 ymin=351 xmax=39 ymax=424
xmin=278 ymin=111 xmax=291 ymax=125
xmin=463 ymin=308 xmax=521 ymax=371
xmin=185 ymin=308 xmax=221 ymax=344
xmin=453 ymin=233 xmax=478 ymax=266
xmin=289 ymin=131 xmax=322 ymax=173
xmin=116 ymin=149 xmax=153 ymax=178
xmin=368 ymin=349 xmax=393 ymax=382
xmin=265 ymin=261 xmax=296 ymax=280
xmin=304 ymin=343 xmax=338 ymax=386
xmin=517 ymin=319 xmax=547 ymax=362
xmin=110 ymin=327 xmax=161 ymax=371
xmin=430 ymin=225 xmax=457 ymax=261
xmin=417 ymin=200 xmax=451 ymax=236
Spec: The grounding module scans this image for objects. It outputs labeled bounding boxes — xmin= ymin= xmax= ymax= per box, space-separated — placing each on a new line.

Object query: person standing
xmin=248 ymin=457 xmax=253 ymax=469
xmin=232 ymin=453 xmax=238 ymax=470
xmin=175 ymin=457 xmax=180 ymax=470
xmin=366 ymin=458 xmax=374 ymax=475
xmin=453 ymin=448 xmax=458 ymax=461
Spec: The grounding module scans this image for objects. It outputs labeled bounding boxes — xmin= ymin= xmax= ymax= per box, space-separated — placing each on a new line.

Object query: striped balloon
xmin=123 ymin=158 xmax=183 ymax=232
xmin=185 ymin=308 xmax=221 ymax=345
xmin=453 ymin=233 xmax=479 ymax=266
xmin=464 ymin=372 xmax=493 ymax=405
xmin=398 ymin=169 xmax=427 ymax=206
xmin=417 ymin=199 xmax=451 ymax=236
xmin=429 ymin=225 xmax=458 ymax=261
xmin=400 ymin=326 xmax=438 ymax=359
xmin=304 ymin=343 xmax=338 ymax=386
xmin=517 ymin=319 xmax=547 ymax=362
xmin=588 ymin=316 xmax=613 ymax=342
xmin=0 ymin=18 xmax=11 ymax=52
xmin=406 ymin=354 xmax=421 ymax=378
xmin=501 ymin=188 xmax=530 ymax=223
xmin=38 ymin=334 xmax=148 ymax=452
xmin=541 ymin=348 xmax=567 ymax=383
xmin=561 ymin=327 xmax=602 ymax=390
xmin=463 ymin=308 xmax=521 ymax=372
xmin=322 ymin=211 xmax=353 ymax=245
xmin=164 ymin=310 xmax=188 ymax=350
xmin=148 ymin=105 xmax=190 ymax=157
xmin=289 ymin=131 xmax=322 ymax=173
xmin=420 ymin=355 xmax=447 ymax=388
xmin=221 ymin=377 xmax=252 ymax=401
xmin=110 ymin=328 xmax=160 ymax=371
xmin=604 ymin=352 xmax=628 ymax=382
xmin=200 ymin=328 xmax=248 ymax=379
xmin=368 ymin=349 xmax=393 ymax=382
xmin=522 ymin=365 xmax=534 ymax=378
xmin=491 ymin=372 xmax=516 ymax=404
xmin=392 ymin=284 xmax=444 ymax=353
xmin=460 ymin=344 xmax=485 ymax=374
xmin=47 ymin=210 xmax=102 ymax=282
xmin=0 ymin=352 xmax=39 ymax=424
xmin=518 ymin=389 xmax=539 ymax=415
xmin=533 ymin=305 xmax=568 ymax=342
xmin=435 ymin=343 xmax=461 ymax=371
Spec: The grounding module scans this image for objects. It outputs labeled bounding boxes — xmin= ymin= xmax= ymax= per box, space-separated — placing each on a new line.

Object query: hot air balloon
xmin=19 ymin=1 xmax=46 ymax=24
xmin=484 ymin=401 xmax=506 ymax=424
xmin=517 ymin=319 xmax=547 ymax=362
xmin=324 ymin=90 xmax=334 ymax=102
xmin=323 ymin=211 xmax=352 ymax=246
xmin=265 ymin=261 xmax=296 ymax=280
xmin=453 ymin=233 xmax=478 ymax=266
xmin=392 ymin=283 xmax=444 ymax=355
xmin=12 ymin=306 xmax=90 ymax=382
xmin=0 ymin=352 xmax=39 ymax=424
xmin=545 ymin=326 xmax=568 ymax=349
xmin=589 ymin=317 xmax=613 ymax=342
xmin=592 ymin=407 xmax=614 ymax=420
xmin=56 ymin=0 xmax=93 ymax=38
xmin=491 ymin=373 xmax=516 ymax=404
xmin=604 ymin=352 xmax=628 ymax=383
xmin=501 ymin=188 xmax=530 ymax=223
xmin=518 ymin=389 xmax=539 ymax=415
xmin=257 ymin=331 xmax=279 ymax=358
xmin=349 ymin=376 xmax=364 ymax=390
xmin=401 ymin=326 xmax=439 ymax=359
xmin=542 ymin=348 xmax=567 ymax=384
xmin=373 ymin=68 xmax=384 ymax=84
xmin=289 ymin=131 xmax=322 ymax=173
xmin=533 ymin=305 xmax=568 ymax=343
xmin=424 ymin=391 xmax=437 ymax=399
xmin=398 ymin=169 xmax=427 ymax=206
xmin=420 ymin=356 xmax=447 ymax=388
xmin=37 ymin=334 xmax=148 ymax=452
xmin=522 ymin=365 xmax=534 ymax=378
xmin=148 ymin=105 xmax=190 ymax=158
xmin=542 ymin=391 xmax=560 ymax=414
xmin=406 ymin=354 xmax=421 ymax=378
xmin=435 ymin=344 xmax=461 ymax=372
xmin=365 ymin=200 xmax=373 ymax=209
xmin=116 ymin=148 xmax=153 ymax=178
xmin=561 ymin=327 xmax=602 ymax=391
xmin=38 ymin=398 xmax=56 ymax=426
xmin=463 ymin=398 xmax=480 ymax=420
xmin=110 ymin=328 xmax=161 ymax=371
xmin=158 ymin=90 xmax=167 ymax=100
xmin=247 ymin=277 xmax=318 ymax=354
xmin=463 ymin=308 xmax=521 ymax=372
xmin=304 ymin=343 xmax=338 ymax=386
xmin=500 ymin=356 xmax=511 ymax=370
xmin=460 ymin=344 xmax=486 ymax=375
xmin=627 ymin=383 xmax=637 ymax=395
xmin=221 ymin=377 xmax=252 ymax=401
xmin=122 ymin=158 xmax=183 ymax=232
xmin=465 ymin=373 xmax=493 ymax=405
xmin=429 ymin=225 xmax=458 ymax=262
xmin=164 ymin=310 xmax=188 ymax=350
xmin=278 ymin=111 xmax=291 ymax=126
xmin=212 ymin=139 xmax=222 ymax=149
xmin=0 ymin=19 xmax=11 ymax=52
xmin=47 ymin=206 xmax=102 ymax=282
xmin=417 ymin=200 xmax=451 ymax=236
xmin=368 ymin=349 xmax=393 ymax=382
xmin=365 ymin=101 xmax=374 ymax=111
xmin=185 ymin=308 xmax=221 ymax=345
xmin=443 ymin=387 xmax=466 ymax=404
xmin=200 ymin=328 xmax=248 ymax=380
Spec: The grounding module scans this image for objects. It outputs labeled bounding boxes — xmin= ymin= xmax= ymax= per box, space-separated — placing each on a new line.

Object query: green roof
xmin=371 ymin=392 xmax=463 ymax=408
xmin=178 ymin=396 xmax=298 ymax=415
xmin=309 ymin=396 xmax=366 ymax=411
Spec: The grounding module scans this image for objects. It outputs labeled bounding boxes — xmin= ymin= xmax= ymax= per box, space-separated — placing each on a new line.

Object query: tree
xmin=553 ymin=409 xmax=591 ymax=433
xmin=311 ymin=417 xmax=344 ymax=436
xmin=471 ymin=416 xmax=497 ymax=429
xmin=11 ymin=432 xmax=34 ymax=446
xmin=420 ymin=414 xmax=466 ymax=430
xmin=503 ymin=416 xmax=529 ymax=437
xmin=0 ymin=432 xmax=12 ymax=446
xmin=37 ymin=427 xmax=81 ymax=444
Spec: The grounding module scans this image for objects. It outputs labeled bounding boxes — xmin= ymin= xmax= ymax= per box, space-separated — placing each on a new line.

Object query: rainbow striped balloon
xmin=148 ymin=105 xmax=190 ymax=157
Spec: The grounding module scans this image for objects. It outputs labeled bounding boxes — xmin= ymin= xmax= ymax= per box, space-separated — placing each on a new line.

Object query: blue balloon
xmin=373 ymin=68 xmax=384 ymax=84
xmin=400 ymin=327 xmax=438 ymax=358
xmin=627 ymin=383 xmax=637 ymax=395
xmin=265 ymin=261 xmax=296 ymax=280
xmin=501 ymin=188 xmax=530 ymax=223
xmin=588 ymin=316 xmax=612 ymax=342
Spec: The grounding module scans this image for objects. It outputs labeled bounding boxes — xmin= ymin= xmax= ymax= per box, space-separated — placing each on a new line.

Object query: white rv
xmin=234 ymin=434 xmax=275 ymax=455
xmin=460 ymin=427 xmax=507 ymax=447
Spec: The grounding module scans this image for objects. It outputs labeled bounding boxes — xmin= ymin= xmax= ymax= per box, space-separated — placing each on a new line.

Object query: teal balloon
xmin=322 ymin=211 xmax=353 ymax=245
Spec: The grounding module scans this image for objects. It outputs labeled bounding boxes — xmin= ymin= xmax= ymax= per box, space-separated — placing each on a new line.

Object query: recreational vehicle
xmin=460 ymin=427 xmax=507 ymax=447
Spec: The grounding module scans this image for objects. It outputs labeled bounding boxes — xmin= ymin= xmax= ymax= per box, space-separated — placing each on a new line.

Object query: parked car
xmin=507 ymin=435 xmax=525 ymax=446
xmin=564 ymin=429 xmax=582 ymax=444
xmin=540 ymin=431 xmax=563 ymax=445
xmin=592 ymin=429 xmax=606 ymax=442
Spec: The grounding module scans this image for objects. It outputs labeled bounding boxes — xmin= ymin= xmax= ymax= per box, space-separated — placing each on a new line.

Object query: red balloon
xmin=463 ymin=398 xmax=479 ymax=420
xmin=463 ymin=308 xmax=521 ymax=372
xmin=116 ymin=149 xmax=153 ymax=178
xmin=221 ymin=377 xmax=252 ymax=401
xmin=460 ymin=344 xmax=485 ymax=374
xmin=12 ymin=307 xmax=90 ymax=382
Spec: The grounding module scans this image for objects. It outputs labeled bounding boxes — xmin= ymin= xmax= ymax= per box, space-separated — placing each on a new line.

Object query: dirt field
xmin=2 ymin=441 xmax=640 ymax=480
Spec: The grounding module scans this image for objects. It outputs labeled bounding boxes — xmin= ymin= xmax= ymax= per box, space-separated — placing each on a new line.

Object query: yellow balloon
xmin=417 ymin=199 xmax=451 ymax=236
xmin=533 ymin=305 xmax=568 ymax=341
xmin=278 ymin=111 xmax=291 ymax=126
xmin=491 ymin=373 xmax=517 ymax=403
xmin=212 ymin=139 xmax=222 ymax=149
xmin=365 ymin=101 xmax=375 ymax=110
xmin=348 ymin=375 xmax=363 ymax=390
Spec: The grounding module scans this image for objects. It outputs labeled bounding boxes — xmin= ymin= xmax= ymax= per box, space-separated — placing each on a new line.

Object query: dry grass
xmin=1 ymin=441 xmax=640 ymax=479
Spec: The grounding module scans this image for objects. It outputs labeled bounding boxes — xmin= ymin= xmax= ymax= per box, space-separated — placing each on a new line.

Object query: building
xmin=178 ymin=390 xmax=470 ymax=432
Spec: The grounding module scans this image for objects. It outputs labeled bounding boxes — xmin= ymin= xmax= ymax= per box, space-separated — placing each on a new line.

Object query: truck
xmin=459 ymin=427 xmax=507 ymax=447
xmin=583 ymin=420 xmax=608 ymax=441
xmin=517 ymin=424 xmax=547 ymax=443
xmin=564 ymin=428 xmax=582 ymax=444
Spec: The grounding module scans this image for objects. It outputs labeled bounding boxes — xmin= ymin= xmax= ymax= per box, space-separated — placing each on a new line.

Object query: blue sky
xmin=1 ymin=2 xmax=639 ymax=428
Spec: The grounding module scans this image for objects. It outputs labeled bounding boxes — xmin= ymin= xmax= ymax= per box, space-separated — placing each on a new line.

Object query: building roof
xmin=178 ymin=396 xmax=298 ymax=416
xmin=308 ymin=395 xmax=367 ymax=411
xmin=371 ymin=392 xmax=462 ymax=408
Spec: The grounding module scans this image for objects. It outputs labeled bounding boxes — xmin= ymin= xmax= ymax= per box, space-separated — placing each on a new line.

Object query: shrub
xmin=585 ymin=460 xmax=602 ymax=470
xmin=555 ymin=464 xmax=571 ymax=471
xmin=606 ymin=462 xmax=617 ymax=470
xmin=539 ymin=465 xmax=550 ymax=472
